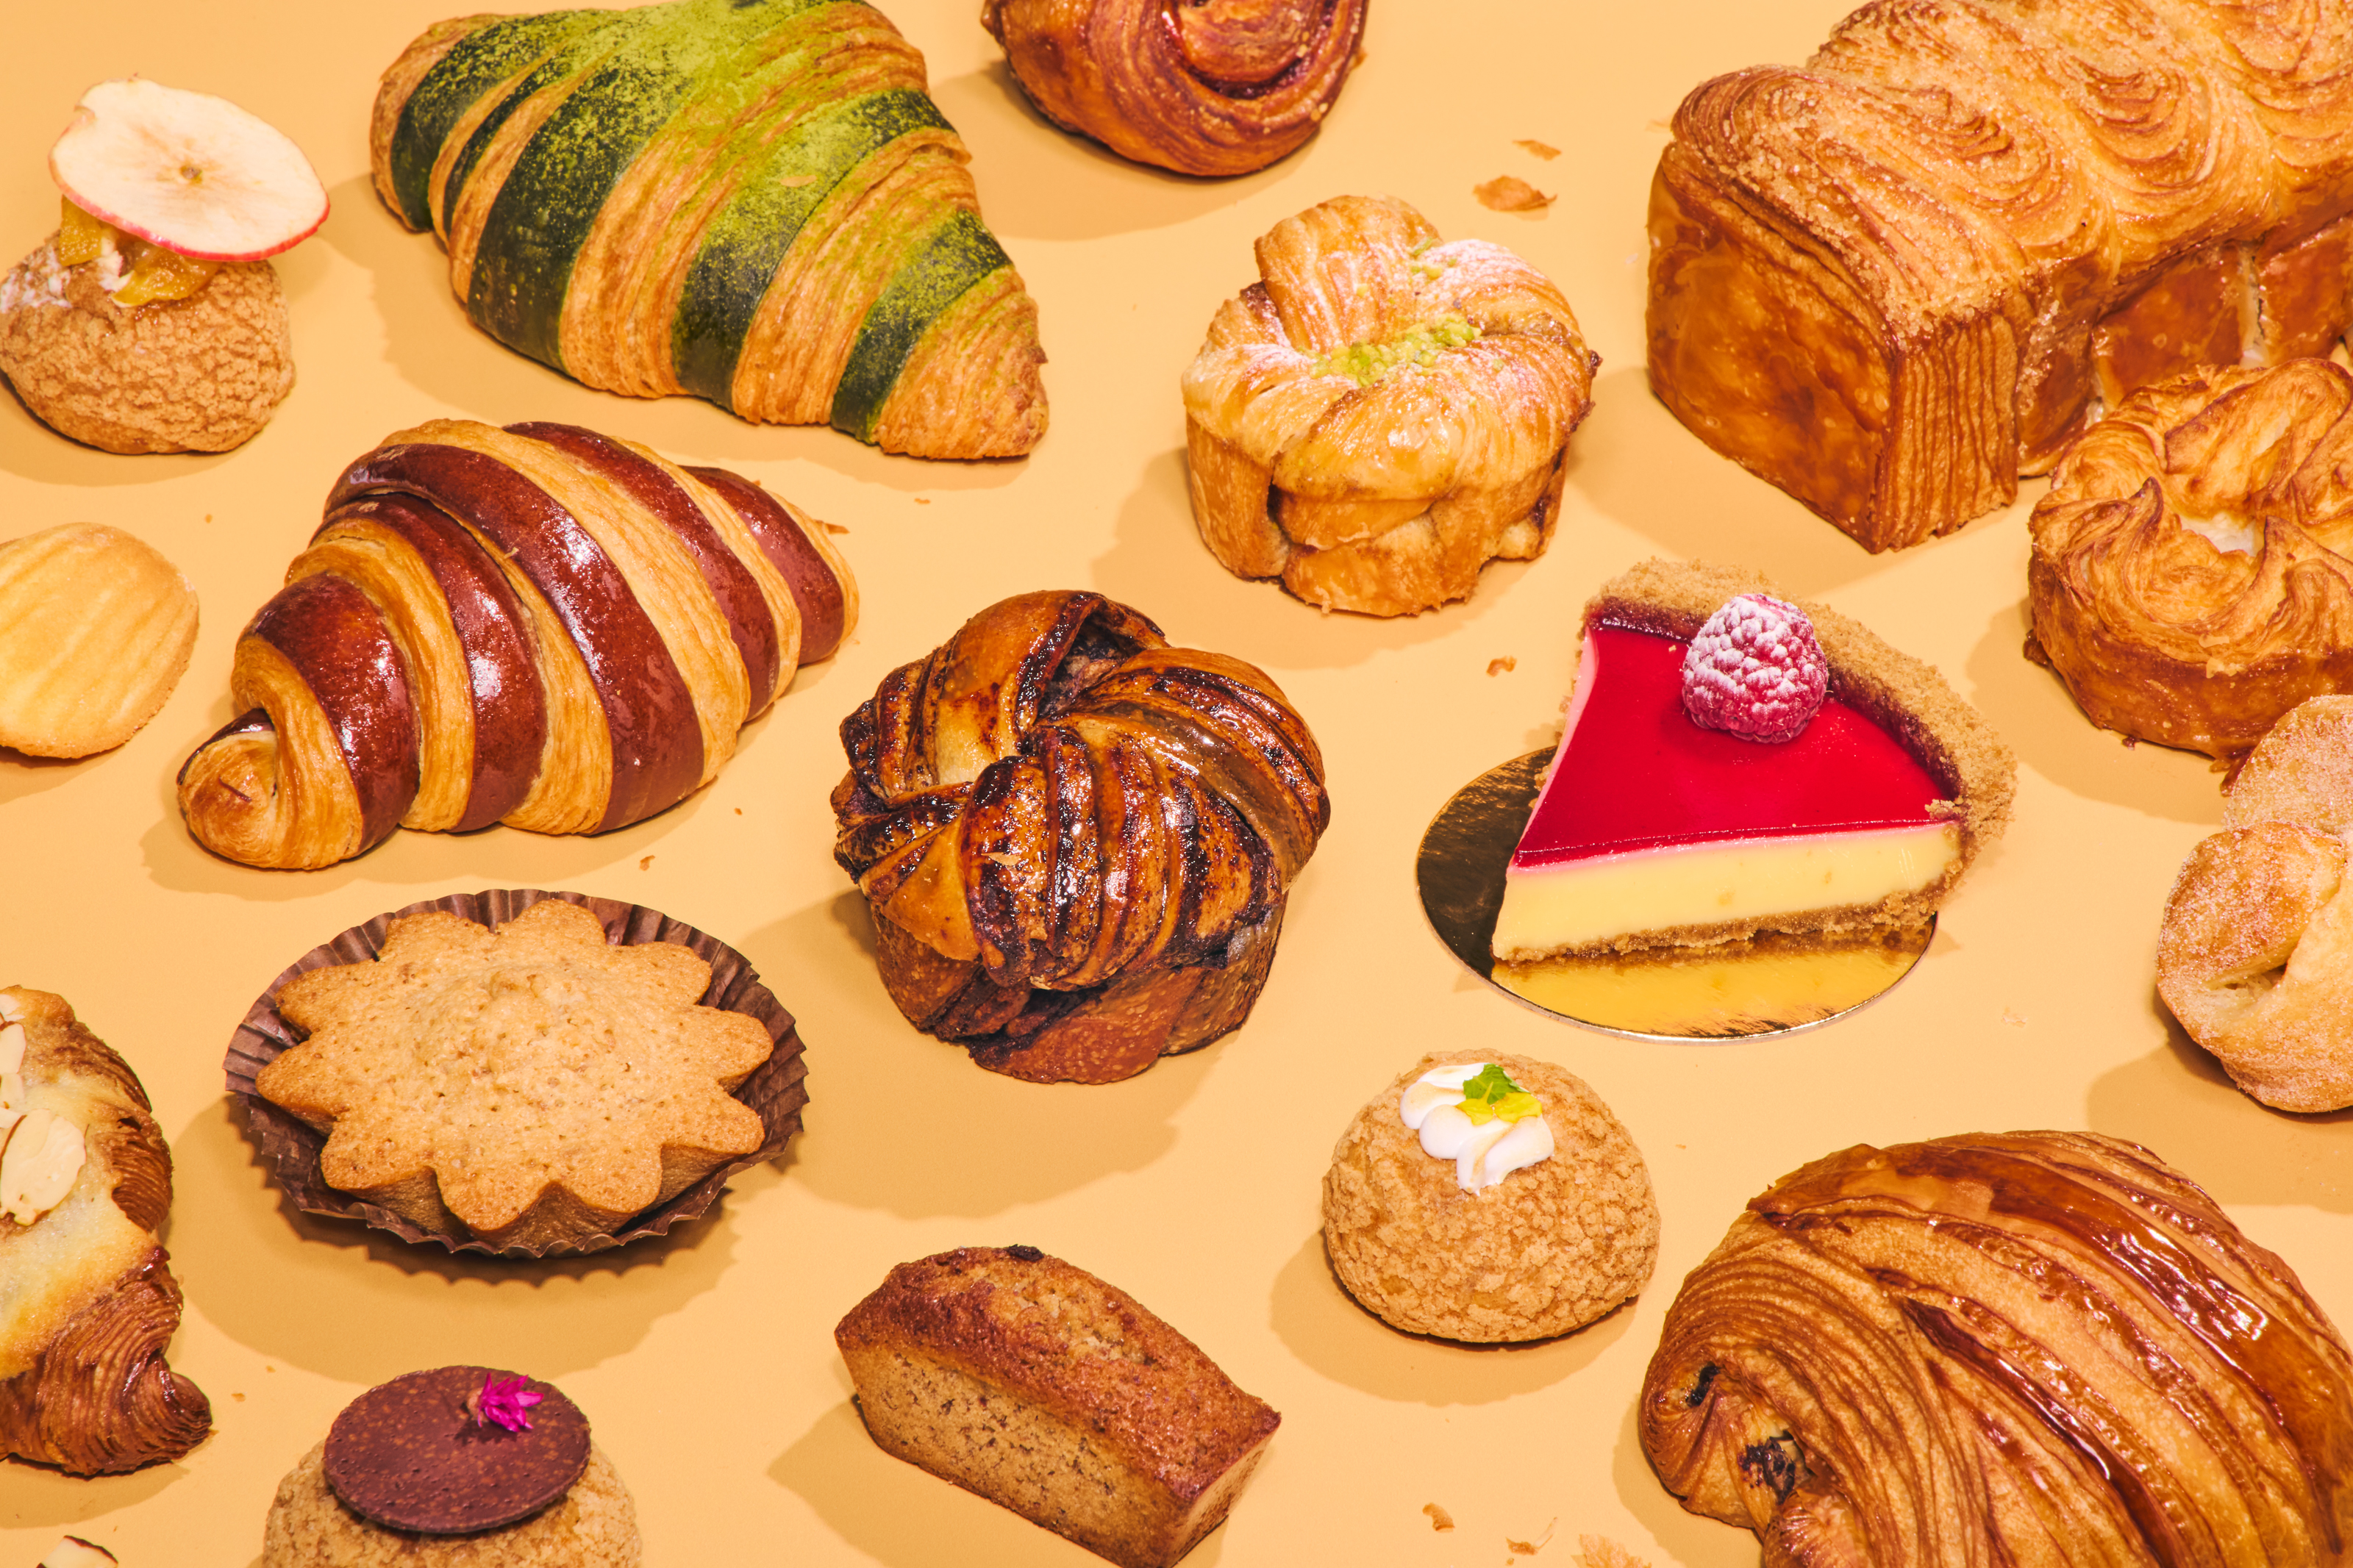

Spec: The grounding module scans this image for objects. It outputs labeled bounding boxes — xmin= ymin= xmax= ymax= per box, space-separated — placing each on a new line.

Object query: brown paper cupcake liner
xmin=224 ymin=888 xmax=808 ymax=1259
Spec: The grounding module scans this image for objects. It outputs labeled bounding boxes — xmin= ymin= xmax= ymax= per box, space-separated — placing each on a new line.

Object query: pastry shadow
xmin=1091 ymin=447 xmax=1523 ymax=671
xmin=2083 ymin=992 xmax=2353 ymax=1213
xmin=1266 ymin=1230 xmax=1632 ymax=1406
xmin=740 ymin=892 xmax=1207 ymax=1219
xmin=169 ymin=1098 xmax=752 ymax=1383
xmin=0 ymin=744 xmax=105 ymax=806
xmin=0 ymin=382 xmax=234 ymax=487
xmin=0 ymin=1455 xmax=188 ymax=1529
xmin=1963 ymin=598 xmax=2225 ymax=826
xmin=771 ymin=1395 xmax=1137 ymax=1568
xmin=1607 ymin=1397 xmax=1758 ymax=1568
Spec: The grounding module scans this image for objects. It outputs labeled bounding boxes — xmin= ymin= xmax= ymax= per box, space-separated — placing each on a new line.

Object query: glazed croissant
xmin=1640 ymin=1132 xmax=2353 ymax=1566
xmin=0 ymin=987 xmax=210 ymax=1475
xmin=1183 ymin=196 xmax=1598 ymax=616
xmin=179 ymin=418 xmax=855 ymax=870
xmin=982 ymin=0 xmax=1367 ymax=176
xmin=2028 ymin=359 xmax=2353 ymax=765
xmin=832 ymin=590 xmax=1328 ymax=1083
xmin=371 ymin=0 xmax=1046 ymax=457
xmin=1652 ymin=0 xmax=2353 ymax=552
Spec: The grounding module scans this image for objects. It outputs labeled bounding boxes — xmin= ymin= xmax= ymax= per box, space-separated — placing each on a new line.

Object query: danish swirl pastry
xmin=178 ymin=418 xmax=854 ymax=870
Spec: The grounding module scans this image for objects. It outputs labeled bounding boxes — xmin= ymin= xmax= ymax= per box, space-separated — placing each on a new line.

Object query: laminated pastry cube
xmin=835 ymin=1247 xmax=1279 ymax=1568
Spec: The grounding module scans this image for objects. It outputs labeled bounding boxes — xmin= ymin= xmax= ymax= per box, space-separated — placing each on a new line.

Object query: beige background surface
xmin=3 ymin=0 xmax=2348 ymax=1563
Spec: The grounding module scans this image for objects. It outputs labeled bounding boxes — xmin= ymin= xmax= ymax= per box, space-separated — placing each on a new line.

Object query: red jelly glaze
xmin=1512 ymin=622 xmax=1946 ymax=869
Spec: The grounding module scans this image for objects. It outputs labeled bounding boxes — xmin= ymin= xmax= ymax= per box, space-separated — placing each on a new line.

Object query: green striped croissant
xmin=368 ymin=0 xmax=1047 ymax=457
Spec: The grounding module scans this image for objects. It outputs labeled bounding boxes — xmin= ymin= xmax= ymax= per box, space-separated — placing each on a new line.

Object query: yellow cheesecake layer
xmin=1491 ymin=823 xmax=1960 ymax=960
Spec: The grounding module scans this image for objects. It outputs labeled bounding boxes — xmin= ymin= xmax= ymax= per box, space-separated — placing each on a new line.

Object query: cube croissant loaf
xmin=1649 ymin=0 xmax=2353 ymax=551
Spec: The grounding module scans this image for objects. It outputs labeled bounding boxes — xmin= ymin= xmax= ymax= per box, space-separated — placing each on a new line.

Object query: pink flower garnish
xmin=468 ymin=1373 xmax=542 ymax=1433
xmin=1681 ymin=593 xmax=1829 ymax=742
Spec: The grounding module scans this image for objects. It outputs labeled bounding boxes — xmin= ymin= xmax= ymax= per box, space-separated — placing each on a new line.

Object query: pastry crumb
xmin=639 ymin=855 xmax=654 ymax=870
xmin=1515 ymin=140 xmax=1560 ymax=160
xmin=913 ymin=498 xmax=930 ymax=504
xmin=1575 ymin=1538 xmax=1652 ymax=1568
xmin=2002 ymin=1009 xmax=2026 ymax=1027
xmin=1475 ymin=176 xmax=1554 ymax=212
xmin=823 ymin=520 xmax=851 ymax=533
xmin=1424 ymin=1503 xmax=1454 ymax=1531
xmin=1488 ymin=656 xmax=1517 ymax=676
xmin=1506 ymin=1519 xmax=1557 ymax=1554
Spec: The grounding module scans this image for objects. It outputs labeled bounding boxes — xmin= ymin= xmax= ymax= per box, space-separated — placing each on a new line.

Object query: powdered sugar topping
xmin=1681 ymin=593 xmax=1829 ymax=742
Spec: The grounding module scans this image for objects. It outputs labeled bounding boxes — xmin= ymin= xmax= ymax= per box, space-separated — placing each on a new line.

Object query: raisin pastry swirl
xmin=0 ymin=987 xmax=210 ymax=1475
xmin=2027 ymin=358 xmax=2353 ymax=766
xmin=832 ymin=590 xmax=1328 ymax=1084
xmin=982 ymin=0 xmax=1367 ymax=176
xmin=179 ymin=418 xmax=854 ymax=870
xmin=1183 ymin=196 xmax=1598 ymax=616
xmin=1640 ymin=1131 xmax=2353 ymax=1567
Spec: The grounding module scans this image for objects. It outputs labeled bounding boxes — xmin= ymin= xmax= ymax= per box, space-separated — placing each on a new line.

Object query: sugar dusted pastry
xmin=2160 ymin=696 xmax=2353 ymax=1111
xmin=2029 ymin=359 xmax=2353 ymax=767
xmin=176 ymin=418 xmax=854 ymax=869
xmin=1322 ymin=1050 xmax=1657 ymax=1342
xmin=0 ymin=986 xmax=210 ymax=1474
xmin=0 ymin=523 xmax=196 ymax=758
xmin=254 ymin=900 xmax=773 ymax=1252
xmin=1182 ymin=196 xmax=1597 ymax=615
xmin=983 ymin=0 xmax=1366 ymax=176
xmin=836 ymin=1245 xmax=1279 ymax=1568
xmin=1640 ymin=1131 xmax=2353 ymax=1564
xmin=832 ymin=590 xmax=1327 ymax=1084
xmin=1650 ymin=0 xmax=2353 ymax=551
xmin=0 ymin=79 xmax=324 ymax=454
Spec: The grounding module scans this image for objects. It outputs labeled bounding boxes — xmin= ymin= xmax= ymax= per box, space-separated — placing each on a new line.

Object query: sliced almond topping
xmin=0 ymin=1072 xmax=24 ymax=1111
xmin=0 ymin=1020 xmax=25 ymax=1073
xmin=0 ymin=1111 xmax=83 ymax=1224
xmin=0 ymin=991 xmax=23 ymax=1024
xmin=43 ymin=1538 xmax=119 ymax=1568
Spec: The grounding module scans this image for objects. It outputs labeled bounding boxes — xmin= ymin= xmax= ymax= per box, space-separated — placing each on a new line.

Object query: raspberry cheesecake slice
xmin=1491 ymin=561 xmax=2014 ymax=961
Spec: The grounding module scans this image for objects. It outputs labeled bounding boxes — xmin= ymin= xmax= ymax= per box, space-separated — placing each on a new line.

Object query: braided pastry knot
xmin=1183 ymin=196 xmax=1598 ymax=617
xmin=982 ymin=0 xmax=1366 ymax=176
xmin=832 ymin=590 xmax=1328 ymax=1084
xmin=1640 ymin=1132 xmax=2353 ymax=1567
xmin=178 ymin=418 xmax=855 ymax=869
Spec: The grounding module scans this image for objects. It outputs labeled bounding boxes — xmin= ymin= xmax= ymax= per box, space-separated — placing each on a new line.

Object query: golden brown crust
xmin=1321 ymin=1050 xmax=1659 ymax=1343
xmin=1182 ymin=196 xmax=1598 ymax=615
xmin=2029 ymin=358 xmax=2353 ymax=766
xmin=982 ymin=0 xmax=1367 ymax=176
xmin=835 ymin=1245 xmax=1279 ymax=1568
xmin=366 ymin=14 xmax=503 ymax=222
xmin=0 ymin=523 xmax=198 ymax=759
xmin=1638 ymin=1131 xmax=2353 ymax=1564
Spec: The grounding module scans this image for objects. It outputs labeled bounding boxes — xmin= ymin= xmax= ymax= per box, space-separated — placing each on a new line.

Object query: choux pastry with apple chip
xmin=0 ymin=523 xmax=197 ymax=759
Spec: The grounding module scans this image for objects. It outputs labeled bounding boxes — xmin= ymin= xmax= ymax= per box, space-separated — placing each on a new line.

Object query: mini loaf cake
xmin=2029 ymin=358 xmax=2353 ymax=767
xmin=0 ymin=986 xmax=210 ymax=1475
xmin=1493 ymin=560 xmax=2015 ymax=960
xmin=2160 ymin=696 xmax=2353 ymax=1111
xmin=832 ymin=590 xmax=1329 ymax=1083
xmin=1183 ymin=196 xmax=1598 ymax=615
xmin=836 ymin=1246 xmax=1279 ymax=1568
xmin=1323 ymin=1050 xmax=1658 ymax=1342
xmin=263 ymin=1367 xmax=638 ymax=1566
xmin=0 ymin=523 xmax=197 ymax=758
xmin=254 ymin=899 xmax=774 ymax=1252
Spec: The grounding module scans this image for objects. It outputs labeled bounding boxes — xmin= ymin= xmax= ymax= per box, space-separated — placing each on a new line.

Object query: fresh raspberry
xmin=1680 ymin=593 xmax=1829 ymax=742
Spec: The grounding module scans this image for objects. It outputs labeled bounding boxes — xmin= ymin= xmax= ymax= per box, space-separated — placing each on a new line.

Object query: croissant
xmin=1650 ymin=0 xmax=2353 ymax=552
xmin=370 ymin=0 xmax=1046 ymax=458
xmin=1640 ymin=1131 xmax=2353 ymax=1567
xmin=832 ymin=590 xmax=1328 ymax=1084
xmin=178 ymin=418 xmax=855 ymax=870
xmin=982 ymin=0 xmax=1367 ymax=176
xmin=2027 ymin=359 xmax=2353 ymax=765
xmin=2160 ymin=696 xmax=2353 ymax=1111
xmin=1182 ymin=196 xmax=1598 ymax=616
xmin=0 ymin=987 xmax=210 ymax=1475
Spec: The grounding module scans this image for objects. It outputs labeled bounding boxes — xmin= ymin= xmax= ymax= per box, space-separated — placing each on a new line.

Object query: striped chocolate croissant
xmin=369 ymin=0 xmax=1047 ymax=457
xmin=179 ymin=418 xmax=856 ymax=870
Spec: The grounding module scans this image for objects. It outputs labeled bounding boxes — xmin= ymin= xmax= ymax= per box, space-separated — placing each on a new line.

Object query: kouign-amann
xmin=254 ymin=900 xmax=772 ymax=1251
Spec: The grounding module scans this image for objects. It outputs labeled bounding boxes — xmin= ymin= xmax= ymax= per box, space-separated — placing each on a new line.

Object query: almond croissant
xmin=832 ymin=590 xmax=1328 ymax=1084
xmin=178 ymin=418 xmax=854 ymax=870
xmin=1640 ymin=1131 xmax=2353 ymax=1567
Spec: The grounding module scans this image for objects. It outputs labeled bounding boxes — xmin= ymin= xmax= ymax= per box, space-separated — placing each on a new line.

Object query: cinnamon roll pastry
xmin=1182 ymin=196 xmax=1598 ymax=617
xmin=2160 ymin=696 xmax=2353 ymax=1111
xmin=178 ymin=418 xmax=855 ymax=870
xmin=1640 ymin=1131 xmax=2353 ymax=1567
xmin=2027 ymin=359 xmax=2353 ymax=765
xmin=0 ymin=987 xmax=210 ymax=1475
xmin=369 ymin=0 xmax=1046 ymax=457
xmin=1650 ymin=0 xmax=2353 ymax=552
xmin=832 ymin=590 xmax=1328 ymax=1084
xmin=982 ymin=0 xmax=1366 ymax=176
